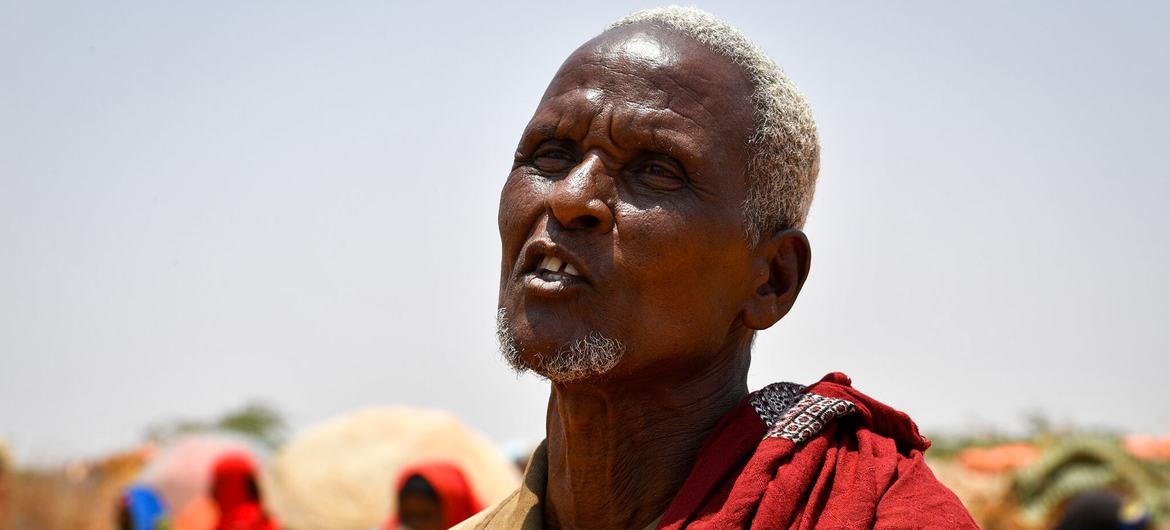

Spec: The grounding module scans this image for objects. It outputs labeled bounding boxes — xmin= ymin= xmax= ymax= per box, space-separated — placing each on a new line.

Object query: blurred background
xmin=1 ymin=1 xmax=1167 ymax=529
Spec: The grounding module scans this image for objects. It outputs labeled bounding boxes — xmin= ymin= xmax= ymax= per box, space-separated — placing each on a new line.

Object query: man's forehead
xmin=551 ymin=25 xmax=742 ymax=91
xmin=586 ymin=26 xmax=684 ymax=70
xmin=537 ymin=24 xmax=753 ymax=133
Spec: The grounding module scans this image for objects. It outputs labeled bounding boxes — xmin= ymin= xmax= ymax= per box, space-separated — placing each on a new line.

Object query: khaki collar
xmin=455 ymin=441 xmax=661 ymax=530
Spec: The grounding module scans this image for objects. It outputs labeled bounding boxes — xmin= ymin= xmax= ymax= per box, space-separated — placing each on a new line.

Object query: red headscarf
xmin=384 ymin=462 xmax=483 ymax=530
xmin=210 ymin=452 xmax=278 ymax=530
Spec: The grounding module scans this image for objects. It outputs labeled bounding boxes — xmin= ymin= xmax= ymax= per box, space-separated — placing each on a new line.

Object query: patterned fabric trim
xmin=750 ymin=382 xmax=857 ymax=444
xmin=749 ymin=382 xmax=807 ymax=429
xmin=766 ymin=393 xmax=856 ymax=444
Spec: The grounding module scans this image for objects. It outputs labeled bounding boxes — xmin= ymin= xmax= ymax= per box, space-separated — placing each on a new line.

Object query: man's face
xmin=397 ymin=493 xmax=445 ymax=530
xmin=497 ymin=25 xmax=759 ymax=383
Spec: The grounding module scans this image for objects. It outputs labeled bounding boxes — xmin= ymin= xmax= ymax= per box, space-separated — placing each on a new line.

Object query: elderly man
xmin=462 ymin=7 xmax=976 ymax=530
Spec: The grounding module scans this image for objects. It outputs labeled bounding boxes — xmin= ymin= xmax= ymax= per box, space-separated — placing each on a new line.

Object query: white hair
xmin=609 ymin=6 xmax=820 ymax=243
xmin=496 ymin=308 xmax=625 ymax=383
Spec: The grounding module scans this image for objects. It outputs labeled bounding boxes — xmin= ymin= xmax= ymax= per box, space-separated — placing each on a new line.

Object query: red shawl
xmin=210 ymin=452 xmax=278 ymax=530
xmin=658 ymin=372 xmax=977 ymax=529
xmin=385 ymin=462 xmax=484 ymax=530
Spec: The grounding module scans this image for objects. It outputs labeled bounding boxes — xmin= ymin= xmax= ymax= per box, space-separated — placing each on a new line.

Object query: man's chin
xmin=496 ymin=308 xmax=625 ymax=383
xmin=512 ymin=354 xmax=612 ymax=384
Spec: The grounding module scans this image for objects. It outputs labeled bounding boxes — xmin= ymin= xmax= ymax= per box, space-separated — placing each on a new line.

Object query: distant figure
xmin=1053 ymin=490 xmax=1151 ymax=530
xmin=0 ymin=439 xmax=9 ymax=527
xmin=210 ymin=452 xmax=278 ymax=530
xmin=386 ymin=462 xmax=483 ymax=530
xmin=117 ymin=485 xmax=168 ymax=530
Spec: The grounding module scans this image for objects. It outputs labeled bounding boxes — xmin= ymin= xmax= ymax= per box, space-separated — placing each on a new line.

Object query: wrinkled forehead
xmin=537 ymin=24 xmax=754 ymax=141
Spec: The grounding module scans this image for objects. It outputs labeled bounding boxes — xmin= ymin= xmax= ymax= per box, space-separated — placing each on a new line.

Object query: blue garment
xmin=123 ymin=485 xmax=167 ymax=530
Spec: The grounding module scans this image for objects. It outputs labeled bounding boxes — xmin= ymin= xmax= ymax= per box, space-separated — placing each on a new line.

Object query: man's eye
xmin=634 ymin=162 xmax=686 ymax=191
xmin=532 ymin=149 xmax=576 ymax=173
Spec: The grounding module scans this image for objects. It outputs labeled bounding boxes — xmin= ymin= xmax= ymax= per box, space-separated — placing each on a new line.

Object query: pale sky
xmin=2 ymin=1 xmax=1168 ymax=462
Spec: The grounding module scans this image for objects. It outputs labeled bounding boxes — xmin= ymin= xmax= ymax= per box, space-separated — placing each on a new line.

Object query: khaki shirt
xmin=454 ymin=442 xmax=662 ymax=530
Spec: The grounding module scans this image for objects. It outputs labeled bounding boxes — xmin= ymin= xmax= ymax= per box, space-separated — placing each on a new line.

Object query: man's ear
xmin=742 ymin=228 xmax=812 ymax=330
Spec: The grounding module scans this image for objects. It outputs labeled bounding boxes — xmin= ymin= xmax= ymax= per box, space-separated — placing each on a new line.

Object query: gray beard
xmin=496 ymin=308 xmax=625 ymax=383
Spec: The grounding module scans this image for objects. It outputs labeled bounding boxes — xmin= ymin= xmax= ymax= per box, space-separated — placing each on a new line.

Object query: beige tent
xmin=267 ymin=407 xmax=521 ymax=530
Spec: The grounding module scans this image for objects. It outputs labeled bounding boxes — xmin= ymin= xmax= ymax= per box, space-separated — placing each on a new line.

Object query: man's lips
xmin=517 ymin=240 xmax=592 ymax=288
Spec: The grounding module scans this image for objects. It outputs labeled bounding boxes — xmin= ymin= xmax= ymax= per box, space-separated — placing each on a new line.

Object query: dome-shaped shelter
xmin=266 ymin=407 xmax=520 ymax=530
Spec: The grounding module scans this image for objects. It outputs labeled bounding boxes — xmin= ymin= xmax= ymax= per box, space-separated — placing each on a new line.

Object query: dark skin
xmin=398 ymin=493 xmax=445 ymax=530
xmin=498 ymin=24 xmax=811 ymax=530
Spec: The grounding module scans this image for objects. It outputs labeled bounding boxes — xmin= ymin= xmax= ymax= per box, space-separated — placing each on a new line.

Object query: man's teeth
xmin=537 ymin=255 xmax=580 ymax=277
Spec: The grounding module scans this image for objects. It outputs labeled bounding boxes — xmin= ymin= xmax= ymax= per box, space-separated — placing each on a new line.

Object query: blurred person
xmin=0 ymin=438 xmax=8 ymax=526
xmin=466 ymin=6 xmax=976 ymax=529
xmin=1053 ymin=490 xmax=1151 ymax=530
xmin=209 ymin=452 xmax=278 ymax=530
xmin=1011 ymin=436 xmax=1169 ymax=527
xmin=385 ymin=462 xmax=483 ymax=530
xmin=117 ymin=485 xmax=168 ymax=530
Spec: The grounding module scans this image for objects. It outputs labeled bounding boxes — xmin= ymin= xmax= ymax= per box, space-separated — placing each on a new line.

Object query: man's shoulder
xmin=743 ymin=374 xmax=977 ymax=527
xmin=452 ymin=491 xmax=515 ymax=530
xmin=745 ymin=373 xmax=931 ymax=456
xmin=796 ymin=372 xmax=933 ymax=454
xmin=452 ymin=486 xmax=541 ymax=530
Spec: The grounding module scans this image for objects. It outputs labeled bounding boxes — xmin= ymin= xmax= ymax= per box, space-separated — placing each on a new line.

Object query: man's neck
xmin=541 ymin=342 xmax=751 ymax=530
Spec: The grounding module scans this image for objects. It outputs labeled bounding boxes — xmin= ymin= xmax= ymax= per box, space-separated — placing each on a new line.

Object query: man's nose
xmin=546 ymin=154 xmax=615 ymax=233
